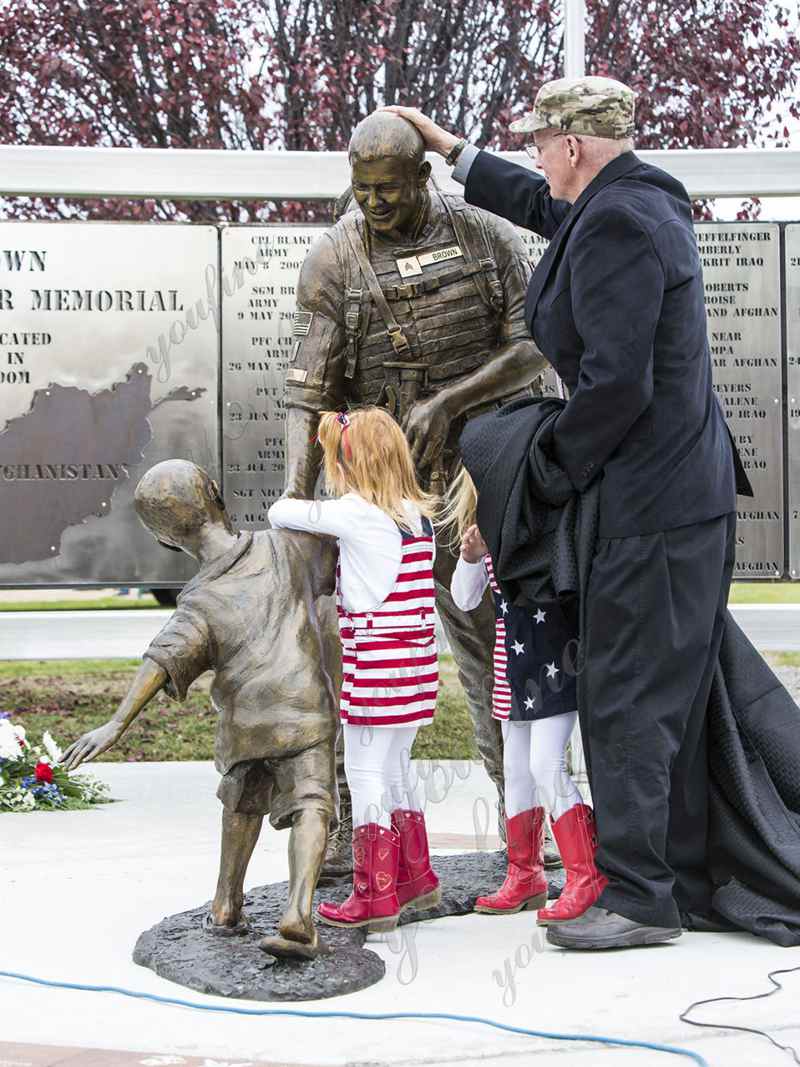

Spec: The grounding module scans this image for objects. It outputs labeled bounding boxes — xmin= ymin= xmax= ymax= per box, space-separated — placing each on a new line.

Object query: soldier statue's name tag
xmin=396 ymin=245 xmax=463 ymax=278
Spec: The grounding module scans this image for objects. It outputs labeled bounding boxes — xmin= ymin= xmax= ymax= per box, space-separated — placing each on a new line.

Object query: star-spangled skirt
xmin=500 ymin=594 xmax=578 ymax=722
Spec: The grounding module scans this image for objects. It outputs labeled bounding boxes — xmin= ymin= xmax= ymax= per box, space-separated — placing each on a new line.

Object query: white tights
xmin=501 ymin=712 xmax=582 ymax=820
xmin=343 ymin=723 xmax=422 ymax=829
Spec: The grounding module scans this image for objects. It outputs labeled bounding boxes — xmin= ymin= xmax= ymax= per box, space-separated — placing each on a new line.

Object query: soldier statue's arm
xmin=283 ymin=234 xmax=347 ymax=499
xmin=405 ymin=214 xmax=547 ymax=471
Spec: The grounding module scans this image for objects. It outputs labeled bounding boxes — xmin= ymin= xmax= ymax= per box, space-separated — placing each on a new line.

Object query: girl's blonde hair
xmin=440 ymin=464 xmax=478 ymax=551
xmin=317 ymin=407 xmax=437 ymax=529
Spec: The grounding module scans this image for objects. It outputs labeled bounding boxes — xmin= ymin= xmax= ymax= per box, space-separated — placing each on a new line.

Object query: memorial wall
xmin=221 ymin=226 xmax=322 ymax=528
xmin=696 ymin=223 xmax=784 ymax=578
xmin=0 ymin=220 xmax=797 ymax=584
xmin=788 ymin=225 xmax=800 ymax=579
xmin=0 ymin=223 xmax=219 ymax=585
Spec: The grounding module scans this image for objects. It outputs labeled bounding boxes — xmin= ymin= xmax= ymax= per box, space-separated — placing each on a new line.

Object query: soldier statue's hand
xmin=61 ymin=720 xmax=124 ymax=771
xmin=380 ymin=106 xmax=460 ymax=158
xmin=403 ymin=395 xmax=451 ymax=471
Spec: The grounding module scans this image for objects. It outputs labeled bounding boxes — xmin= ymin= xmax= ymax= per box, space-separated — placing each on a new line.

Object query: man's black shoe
xmin=545 ymin=906 xmax=682 ymax=950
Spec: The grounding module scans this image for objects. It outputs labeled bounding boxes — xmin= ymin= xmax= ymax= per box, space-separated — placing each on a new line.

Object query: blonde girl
xmin=268 ymin=407 xmax=441 ymax=932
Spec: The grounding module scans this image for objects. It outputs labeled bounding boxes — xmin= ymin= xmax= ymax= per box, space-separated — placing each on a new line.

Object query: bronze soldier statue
xmin=62 ymin=460 xmax=339 ymax=960
xmin=283 ymin=112 xmax=547 ymax=874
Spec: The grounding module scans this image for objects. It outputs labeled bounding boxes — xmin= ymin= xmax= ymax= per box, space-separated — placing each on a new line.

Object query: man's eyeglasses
xmin=524 ymin=133 xmax=580 ymax=158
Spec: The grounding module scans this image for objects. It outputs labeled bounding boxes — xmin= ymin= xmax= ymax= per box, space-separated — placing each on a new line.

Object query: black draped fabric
xmin=459 ymin=395 xmax=599 ymax=613
xmin=707 ymin=616 xmax=800 ymax=946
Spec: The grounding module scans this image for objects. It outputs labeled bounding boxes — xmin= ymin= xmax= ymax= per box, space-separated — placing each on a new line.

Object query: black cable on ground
xmin=680 ymin=964 xmax=800 ymax=1064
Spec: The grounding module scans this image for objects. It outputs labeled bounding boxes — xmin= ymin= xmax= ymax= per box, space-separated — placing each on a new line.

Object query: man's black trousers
xmin=581 ymin=512 xmax=737 ymax=928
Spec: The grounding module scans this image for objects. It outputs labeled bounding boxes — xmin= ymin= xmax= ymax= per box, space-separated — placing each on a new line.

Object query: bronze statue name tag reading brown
xmin=62 ymin=459 xmax=339 ymax=961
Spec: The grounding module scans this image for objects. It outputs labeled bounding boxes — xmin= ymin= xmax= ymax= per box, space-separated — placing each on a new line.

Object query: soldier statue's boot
xmin=317 ymin=823 xmax=401 ymax=932
xmin=317 ymin=810 xmax=354 ymax=885
xmin=392 ymin=809 xmax=441 ymax=913
xmin=537 ymin=804 xmax=608 ymax=925
xmin=474 ymin=807 xmax=548 ymax=914
xmin=318 ymin=739 xmax=354 ymax=886
xmin=543 ymin=822 xmax=563 ymax=869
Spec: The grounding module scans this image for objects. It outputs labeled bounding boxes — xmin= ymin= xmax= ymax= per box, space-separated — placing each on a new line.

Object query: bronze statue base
xmin=133 ymin=852 xmax=565 ymax=1001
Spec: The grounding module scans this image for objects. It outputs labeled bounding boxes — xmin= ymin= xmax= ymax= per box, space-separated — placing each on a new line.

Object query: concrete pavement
xmin=1 ymin=760 xmax=798 ymax=1067
xmin=0 ymin=607 xmax=173 ymax=660
xmin=0 ymin=604 xmax=798 ymax=660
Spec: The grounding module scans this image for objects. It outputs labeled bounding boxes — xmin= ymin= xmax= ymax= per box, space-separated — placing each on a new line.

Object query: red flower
xmin=34 ymin=762 xmax=54 ymax=784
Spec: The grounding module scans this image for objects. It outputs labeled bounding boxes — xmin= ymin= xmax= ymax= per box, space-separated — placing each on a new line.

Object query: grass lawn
xmin=2 ymin=651 xmax=795 ymax=765
xmin=765 ymin=651 xmax=800 ymax=668
xmin=0 ymin=654 xmax=479 ymax=763
xmin=728 ymin=583 xmax=800 ymax=604
xmin=0 ymin=595 xmax=160 ymax=612
xmin=0 ymin=582 xmax=797 ymax=612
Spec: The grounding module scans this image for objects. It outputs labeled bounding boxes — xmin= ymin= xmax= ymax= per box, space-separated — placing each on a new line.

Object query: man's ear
xmin=418 ymin=160 xmax=432 ymax=186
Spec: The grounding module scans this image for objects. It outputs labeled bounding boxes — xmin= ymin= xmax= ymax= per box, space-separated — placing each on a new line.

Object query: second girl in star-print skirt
xmin=446 ymin=466 xmax=606 ymax=924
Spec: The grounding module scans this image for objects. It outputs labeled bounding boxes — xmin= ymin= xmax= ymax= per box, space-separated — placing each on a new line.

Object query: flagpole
xmin=564 ymin=0 xmax=586 ymax=78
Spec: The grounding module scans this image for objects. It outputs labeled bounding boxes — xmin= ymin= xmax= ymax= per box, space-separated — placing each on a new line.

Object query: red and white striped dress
xmin=485 ymin=554 xmax=513 ymax=722
xmin=338 ymin=517 xmax=438 ymax=727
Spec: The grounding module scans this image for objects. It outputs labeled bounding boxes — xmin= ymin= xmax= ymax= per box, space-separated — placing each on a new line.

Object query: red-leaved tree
xmin=0 ymin=0 xmax=797 ymax=221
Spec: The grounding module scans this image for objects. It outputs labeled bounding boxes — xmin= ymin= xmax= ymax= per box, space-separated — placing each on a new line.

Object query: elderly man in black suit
xmin=387 ymin=75 xmax=752 ymax=950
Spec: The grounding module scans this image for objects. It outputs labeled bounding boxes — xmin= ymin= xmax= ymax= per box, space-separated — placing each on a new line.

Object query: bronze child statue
xmin=62 ymin=459 xmax=339 ymax=961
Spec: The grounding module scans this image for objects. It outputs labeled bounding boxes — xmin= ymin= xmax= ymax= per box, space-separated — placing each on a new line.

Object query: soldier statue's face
xmin=350 ymin=156 xmax=430 ymax=236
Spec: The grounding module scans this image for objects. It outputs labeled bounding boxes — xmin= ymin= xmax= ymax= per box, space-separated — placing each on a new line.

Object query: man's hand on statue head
xmin=403 ymin=395 xmax=451 ymax=472
xmin=380 ymin=107 xmax=460 ymax=158
xmin=461 ymin=524 xmax=489 ymax=564
xmin=61 ymin=721 xmax=124 ymax=771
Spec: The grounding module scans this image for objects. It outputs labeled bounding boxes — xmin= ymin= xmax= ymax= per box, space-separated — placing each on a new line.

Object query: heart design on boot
xmin=375 ymin=872 xmax=393 ymax=892
xmin=357 ymin=881 xmax=368 ymax=893
xmin=353 ymin=847 xmax=366 ymax=866
xmin=377 ymin=847 xmax=390 ymax=861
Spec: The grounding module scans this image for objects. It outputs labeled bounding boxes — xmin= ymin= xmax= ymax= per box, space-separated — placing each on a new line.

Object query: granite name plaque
xmin=516 ymin=229 xmax=565 ymax=398
xmin=0 ymin=223 xmax=219 ymax=585
xmin=697 ymin=223 xmax=784 ymax=578
xmin=221 ymin=221 xmax=788 ymax=581
xmin=786 ymin=225 xmax=800 ymax=579
xmin=220 ymin=226 xmax=323 ymax=528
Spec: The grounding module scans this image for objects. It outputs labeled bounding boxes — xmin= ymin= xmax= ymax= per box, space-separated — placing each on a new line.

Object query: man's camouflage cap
xmin=509 ymin=76 xmax=636 ymax=139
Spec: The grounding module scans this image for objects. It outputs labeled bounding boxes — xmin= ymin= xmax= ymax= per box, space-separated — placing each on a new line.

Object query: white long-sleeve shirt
xmin=450 ymin=554 xmax=490 ymax=611
xmin=268 ymin=493 xmax=435 ymax=614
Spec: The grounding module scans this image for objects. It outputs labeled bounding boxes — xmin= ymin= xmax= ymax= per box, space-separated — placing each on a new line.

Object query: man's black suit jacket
xmin=464 ymin=149 xmax=751 ymax=538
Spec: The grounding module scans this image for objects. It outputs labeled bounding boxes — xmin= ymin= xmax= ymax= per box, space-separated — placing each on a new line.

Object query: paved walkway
xmin=0 ymin=604 xmax=798 ymax=661
xmin=2 ymin=762 xmax=798 ymax=1066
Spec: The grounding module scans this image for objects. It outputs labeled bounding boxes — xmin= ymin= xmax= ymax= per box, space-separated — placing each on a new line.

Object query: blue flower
xmin=31 ymin=781 xmax=64 ymax=805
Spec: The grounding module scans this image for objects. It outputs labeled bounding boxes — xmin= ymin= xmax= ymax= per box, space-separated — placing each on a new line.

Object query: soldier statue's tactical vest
xmin=331 ymin=192 xmax=512 ymax=424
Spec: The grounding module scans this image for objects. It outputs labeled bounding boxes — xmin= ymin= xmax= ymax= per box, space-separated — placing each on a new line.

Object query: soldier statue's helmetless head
xmin=348 ymin=113 xmax=432 ymax=237
xmin=134 ymin=458 xmax=233 ymax=556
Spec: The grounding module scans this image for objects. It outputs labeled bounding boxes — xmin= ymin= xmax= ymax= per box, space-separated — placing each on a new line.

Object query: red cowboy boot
xmin=318 ymin=823 xmax=401 ymax=932
xmin=536 ymin=804 xmax=608 ymax=925
xmin=474 ymin=807 xmax=549 ymax=914
xmin=392 ymin=809 xmax=441 ymax=912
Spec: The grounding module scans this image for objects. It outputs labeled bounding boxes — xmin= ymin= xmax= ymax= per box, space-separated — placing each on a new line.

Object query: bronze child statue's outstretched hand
xmin=61 ymin=659 xmax=167 ymax=770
